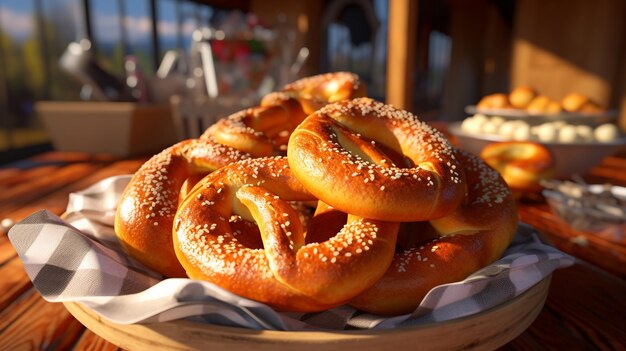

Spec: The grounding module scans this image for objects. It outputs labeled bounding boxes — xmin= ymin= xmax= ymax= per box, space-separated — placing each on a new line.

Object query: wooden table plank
xmin=503 ymin=263 xmax=626 ymax=350
xmin=0 ymin=257 xmax=32 ymax=312
xmin=0 ymin=289 xmax=85 ymax=351
xmin=27 ymin=151 xmax=116 ymax=164
xmin=0 ymin=236 xmax=16 ymax=265
xmin=519 ymin=202 xmax=626 ymax=278
xmin=0 ymin=166 xmax=60 ymax=189
xmin=0 ymin=163 xmax=107 ymax=210
xmin=586 ymin=167 xmax=626 ymax=186
xmin=585 ymin=154 xmax=626 ymax=186
xmin=503 ymin=307 xmax=594 ymax=350
xmin=0 ymin=168 xmax=20 ymax=183
xmin=0 ymin=159 xmax=145 ymax=226
xmin=543 ymin=263 xmax=626 ymax=350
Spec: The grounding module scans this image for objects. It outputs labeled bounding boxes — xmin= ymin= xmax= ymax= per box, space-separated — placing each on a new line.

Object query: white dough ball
xmin=472 ymin=114 xmax=489 ymax=125
xmin=482 ymin=120 xmax=500 ymax=134
xmin=490 ymin=116 xmax=506 ymax=126
xmin=461 ymin=117 xmax=482 ymax=134
xmin=594 ymin=123 xmax=619 ymax=142
xmin=498 ymin=121 xmax=521 ymax=139
xmin=512 ymin=122 xmax=531 ymax=140
xmin=575 ymin=125 xmax=594 ymax=142
xmin=535 ymin=123 xmax=558 ymax=142
xmin=558 ymin=125 xmax=580 ymax=143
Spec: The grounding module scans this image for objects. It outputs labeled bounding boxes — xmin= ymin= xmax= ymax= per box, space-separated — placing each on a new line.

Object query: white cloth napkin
xmin=8 ymin=175 xmax=574 ymax=330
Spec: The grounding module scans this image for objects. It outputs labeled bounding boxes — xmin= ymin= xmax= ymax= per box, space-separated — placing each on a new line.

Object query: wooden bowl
xmin=63 ymin=277 xmax=550 ymax=351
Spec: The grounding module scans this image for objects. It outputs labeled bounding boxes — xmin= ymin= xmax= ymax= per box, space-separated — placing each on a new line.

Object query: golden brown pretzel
xmin=288 ymin=98 xmax=465 ymax=222
xmin=114 ymin=139 xmax=251 ymax=277
xmin=480 ymin=141 xmax=554 ymax=193
xmin=173 ymin=157 xmax=399 ymax=312
xmin=282 ymin=72 xmax=367 ymax=114
xmin=201 ymin=92 xmax=307 ymax=156
xmin=349 ymin=150 xmax=518 ymax=315
xmin=201 ymin=73 xmax=366 ymax=157
xmin=115 ymin=73 xmax=366 ymax=277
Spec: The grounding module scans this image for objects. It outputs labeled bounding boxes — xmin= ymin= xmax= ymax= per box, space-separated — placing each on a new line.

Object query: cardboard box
xmin=36 ymin=102 xmax=179 ymax=156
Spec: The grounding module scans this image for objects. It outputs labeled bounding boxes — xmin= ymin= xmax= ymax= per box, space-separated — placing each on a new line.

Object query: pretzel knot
xmin=173 ymin=157 xmax=399 ymax=312
xmin=201 ymin=92 xmax=307 ymax=157
xmin=115 ymin=139 xmax=251 ymax=277
xmin=349 ymin=150 xmax=518 ymax=314
xmin=202 ymin=72 xmax=367 ymax=156
xmin=288 ymin=97 xmax=466 ymax=222
xmin=115 ymin=73 xmax=368 ymax=279
xmin=282 ymin=71 xmax=367 ymax=115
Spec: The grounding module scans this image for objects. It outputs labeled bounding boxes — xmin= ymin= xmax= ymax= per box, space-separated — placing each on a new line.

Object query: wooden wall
xmin=511 ymin=0 xmax=626 ymax=129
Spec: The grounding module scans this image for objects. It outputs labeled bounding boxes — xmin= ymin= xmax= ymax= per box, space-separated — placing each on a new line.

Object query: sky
xmin=0 ymin=1 xmax=36 ymax=42
xmin=0 ymin=0 xmax=182 ymax=44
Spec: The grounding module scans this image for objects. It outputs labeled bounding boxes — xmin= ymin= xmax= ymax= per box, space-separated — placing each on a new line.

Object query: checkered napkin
xmin=8 ymin=175 xmax=574 ymax=331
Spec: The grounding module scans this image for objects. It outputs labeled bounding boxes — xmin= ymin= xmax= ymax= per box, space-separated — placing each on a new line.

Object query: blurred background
xmin=0 ymin=0 xmax=624 ymax=163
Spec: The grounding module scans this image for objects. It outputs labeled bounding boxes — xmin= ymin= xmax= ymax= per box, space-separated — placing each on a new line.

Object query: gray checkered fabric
xmin=8 ymin=176 xmax=574 ymax=330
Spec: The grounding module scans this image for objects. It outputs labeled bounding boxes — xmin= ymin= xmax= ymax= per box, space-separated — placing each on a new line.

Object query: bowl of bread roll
xmin=466 ymin=87 xmax=618 ymax=124
xmin=453 ymin=87 xmax=626 ymax=180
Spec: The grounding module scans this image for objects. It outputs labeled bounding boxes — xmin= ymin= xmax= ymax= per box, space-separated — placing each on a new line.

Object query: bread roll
xmin=509 ymin=86 xmax=537 ymax=109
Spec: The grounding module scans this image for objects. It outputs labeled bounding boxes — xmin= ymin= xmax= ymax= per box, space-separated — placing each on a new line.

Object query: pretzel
xmin=173 ymin=157 xmax=400 ymax=312
xmin=282 ymin=72 xmax=367 ymax=114
xmin=114 ymin=139 xmax=251 ymax=277
xmin=202 ymin=72 xmax=366 ymax=157
xmin=201 ymin=92 xmax=307 ymax=156
xmin=350 ymin=150 xmax=518 ymax=314
xmin=288 ymin=98 xmax=466 ymax=222
xmin=115 ymin=73 xmax=366 ymax=277
xmin=480 ymin=141 xmax=554 ymax=193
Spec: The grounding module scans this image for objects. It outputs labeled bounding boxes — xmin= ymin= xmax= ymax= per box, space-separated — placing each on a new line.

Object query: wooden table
xmin=1 ymin=150 xmax=625 ymax=350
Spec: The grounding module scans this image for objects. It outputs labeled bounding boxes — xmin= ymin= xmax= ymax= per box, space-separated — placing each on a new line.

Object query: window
xmin=321 ymin=0 xmax=388 ymax=101
xmin=156 ymin=0 xmax=180 ymax=60
xmin=123 ymin=0 xmax=155 ymax=74
xmin=179 ymin=1 xmax=198 ymax=51
xmin=426 ymin=31 xmax=451 ymax=102
xmin=0 ymin=0 xmax=229 ymax=161
xmin=90 ymin=0 xmax=124 ymax=76
xmin=42 ymin=0 xmax=83 ymax=100
xmin=0 ymin=0 xmax=50 ymax=153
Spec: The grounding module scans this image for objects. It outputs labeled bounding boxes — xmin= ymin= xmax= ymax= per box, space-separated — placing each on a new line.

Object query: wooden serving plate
xmin=63 ymin=276 xmax=550 ymax=351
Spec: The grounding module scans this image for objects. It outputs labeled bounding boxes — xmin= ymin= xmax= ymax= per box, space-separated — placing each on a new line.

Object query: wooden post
xmin=440 ymin=0 xmax=490 ymax=121
xmin=386 ymin=0 xmax=418 ymax=111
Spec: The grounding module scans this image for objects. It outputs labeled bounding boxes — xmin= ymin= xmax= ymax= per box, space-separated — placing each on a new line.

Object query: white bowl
xmin=448 ymin=122 xmax=626 ymax=179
